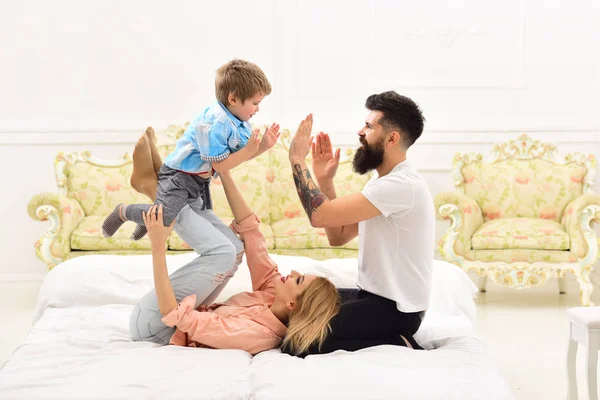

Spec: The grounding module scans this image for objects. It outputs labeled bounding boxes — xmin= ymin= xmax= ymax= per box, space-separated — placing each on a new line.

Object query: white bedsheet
xmin=0 ymin=254 xmax=514 ymax=400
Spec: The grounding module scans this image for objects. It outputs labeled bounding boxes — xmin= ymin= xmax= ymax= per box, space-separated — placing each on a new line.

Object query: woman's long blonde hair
xmin=281 ymin=277 xmax=340 ymax=356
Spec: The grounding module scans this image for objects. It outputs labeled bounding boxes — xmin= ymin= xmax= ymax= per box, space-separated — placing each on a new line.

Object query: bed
xmin=0 ymin=254 xmax=514 ymax=399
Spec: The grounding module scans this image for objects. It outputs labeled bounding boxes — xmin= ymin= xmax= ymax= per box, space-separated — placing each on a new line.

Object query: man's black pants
xmin=297 ymin=289 xmax=424 ymax=356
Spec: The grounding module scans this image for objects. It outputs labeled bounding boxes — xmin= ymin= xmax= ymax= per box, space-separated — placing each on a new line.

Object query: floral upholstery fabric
xmin=167 ymin=222 xmax=275 ymax=251
xmin=465 ymin=249 xmax=578 ymax=264
xmin=66 ymin=162 xmax=152 ymax=216
xmin=461 ymin=159 xmax=586 ymax=222
xmin=272 ymin=217 xmax=359 ymax=250
xmin=72 ymin=216 xmax=153 ymax=251
xmin=65 ymin=249 xmax=190 ymax=260
xmin=209 ymin=152 xmax=273 ymax=225
xmin=166 ymin=230 xmax=191 ymax=251
xmin=271 ymin=248 xmax=358 ymax=261
xmin=472 ymin=218 xmax=570 ymax=251
xmin=434 ymin=191 xmax=484 ymax=256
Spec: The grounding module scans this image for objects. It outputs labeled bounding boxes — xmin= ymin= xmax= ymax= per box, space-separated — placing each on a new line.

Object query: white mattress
xmin=0 ymin=253 xmax=514 ymax=400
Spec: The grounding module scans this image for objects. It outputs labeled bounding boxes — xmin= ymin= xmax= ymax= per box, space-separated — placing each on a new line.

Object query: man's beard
xmin=352 ymin=137 xmax=385 ymax=175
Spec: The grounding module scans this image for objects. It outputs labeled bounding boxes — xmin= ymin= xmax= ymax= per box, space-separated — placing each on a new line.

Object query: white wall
xmin=1 ymin=0 xmax=599 ymax=281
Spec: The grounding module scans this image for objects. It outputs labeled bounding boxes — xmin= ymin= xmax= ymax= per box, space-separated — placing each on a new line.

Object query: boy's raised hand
xmin=259 ymin=123 xmax=281 ymax=152
xmin=245 ymin=128 xmax=261 ymax=155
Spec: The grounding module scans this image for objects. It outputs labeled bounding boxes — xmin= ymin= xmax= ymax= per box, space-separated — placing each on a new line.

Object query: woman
xmin=129 ymin=133 xmax=340 ymax=355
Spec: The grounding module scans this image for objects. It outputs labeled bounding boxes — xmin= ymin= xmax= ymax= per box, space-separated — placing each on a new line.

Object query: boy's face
xmin=227 ymin=92 xmax=266 ymax=122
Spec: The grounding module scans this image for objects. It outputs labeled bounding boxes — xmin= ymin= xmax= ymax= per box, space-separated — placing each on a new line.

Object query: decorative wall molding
xmin=0 ymin=128 xmax=598 ymax=146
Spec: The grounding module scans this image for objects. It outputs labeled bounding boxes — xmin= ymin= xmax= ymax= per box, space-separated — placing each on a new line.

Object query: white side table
xmin=567 ymin=307 xmax=600 ymax=400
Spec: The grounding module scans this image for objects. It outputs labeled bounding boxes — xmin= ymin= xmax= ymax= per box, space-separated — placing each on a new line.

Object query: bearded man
xmin=286 ymin=91 xmax=435 ymax=355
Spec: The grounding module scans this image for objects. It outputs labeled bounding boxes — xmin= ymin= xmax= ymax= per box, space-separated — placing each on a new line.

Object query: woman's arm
xmin=219 ymin=170 xmax=254 ymax=223
xmin=161 ymin=298 xmax=282 ymax=355
xmin=144 ymin=205 xmax=178 ymax=315
xmin=218 ymin=170 xmax=279 ymax=293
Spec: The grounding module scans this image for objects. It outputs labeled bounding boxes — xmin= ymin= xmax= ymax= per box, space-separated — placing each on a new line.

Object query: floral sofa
xmin=28 ymin=126 xmax=370 ymax=269
xmin=435 ymin=134 xmax=600 ymax=305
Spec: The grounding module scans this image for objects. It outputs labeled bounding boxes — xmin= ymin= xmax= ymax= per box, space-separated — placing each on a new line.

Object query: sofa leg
xmin=478 ymin=275 xmax=488 ymax=293
xmin=559 ymin=276 xmax=568 ymax=294
xmin=577 ymin=270 xmax=594 ymax=306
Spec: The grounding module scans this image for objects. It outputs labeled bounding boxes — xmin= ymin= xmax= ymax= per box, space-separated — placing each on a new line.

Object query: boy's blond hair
xmin=215 ymin=59 xmax=272 ymax=105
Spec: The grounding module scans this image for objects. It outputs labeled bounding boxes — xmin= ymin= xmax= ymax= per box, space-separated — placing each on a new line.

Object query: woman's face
xmin=274 ymin=269 xmax=317 ymax=305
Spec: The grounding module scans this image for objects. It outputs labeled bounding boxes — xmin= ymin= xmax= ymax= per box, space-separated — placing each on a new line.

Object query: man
xmin=287 ymin=91 xmax=435 ymax=354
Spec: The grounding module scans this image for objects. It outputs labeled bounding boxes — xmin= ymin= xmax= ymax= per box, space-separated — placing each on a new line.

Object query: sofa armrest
xmin=434 ymin=192 xmax=484 ymax=264
xmin=27 ymin=192 xmax=85 ymax=268
xmin=561 ymin=193 xmax=600 ymax=260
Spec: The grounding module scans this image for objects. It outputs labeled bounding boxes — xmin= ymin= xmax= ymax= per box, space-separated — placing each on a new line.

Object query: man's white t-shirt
xmin=359 ymin=160 xmax=435 ymax=313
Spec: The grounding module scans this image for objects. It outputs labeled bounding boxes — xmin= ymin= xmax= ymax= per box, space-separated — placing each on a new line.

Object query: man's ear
xmin=387 ymin=130 xmax=402 ymax=147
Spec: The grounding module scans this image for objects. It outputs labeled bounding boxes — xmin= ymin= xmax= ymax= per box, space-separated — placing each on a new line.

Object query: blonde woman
xmin=129 ymin=134 xmax=340 ymax=355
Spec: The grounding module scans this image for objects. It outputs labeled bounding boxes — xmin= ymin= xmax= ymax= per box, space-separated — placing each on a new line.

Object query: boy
xmin=102 ymin=59 xmax=280 ymax=240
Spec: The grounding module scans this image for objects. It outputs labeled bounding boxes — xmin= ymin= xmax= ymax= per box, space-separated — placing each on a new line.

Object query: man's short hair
xmin=365 ymin=91 xmax=425 ymax=148
xmin=215 ymin=59 xmax=272 ymax=105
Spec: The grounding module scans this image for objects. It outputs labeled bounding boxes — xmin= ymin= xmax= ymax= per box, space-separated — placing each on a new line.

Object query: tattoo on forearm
xmin=292 ymin=164 xmax=328 ymax=221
